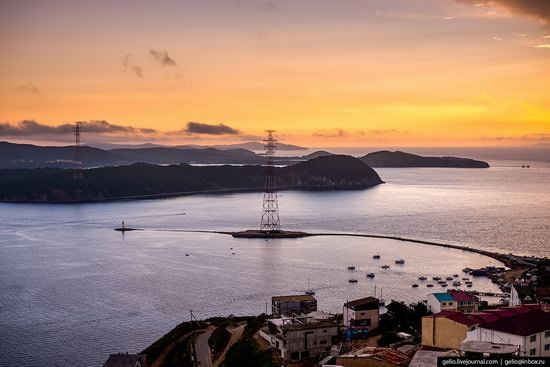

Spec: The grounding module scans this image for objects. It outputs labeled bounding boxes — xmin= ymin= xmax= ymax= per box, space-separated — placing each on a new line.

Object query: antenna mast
xmin=73 ymin=121 xmax=83 ymax=179
xmin=260 ymin=130 xmax=281 ymax=231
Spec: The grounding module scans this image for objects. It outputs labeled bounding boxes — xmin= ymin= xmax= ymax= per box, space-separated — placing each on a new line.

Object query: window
xmin=360 ymin=312 xmax=365 ymax=316
xmin=530 ymin=335 xmax=537 ymax=343
xmin=320 ymin=340 xmax=327 ymax=345
xmin=360 ymin=319 xmax=371 ymax=326
xmin=529 ymin=348 xmax=536 ymax=356
xmin=545 ymin=331 xmax=550 ymax=338
xmin=322 ymin=329 xmax=327 ymax=333
xmin=545 ymin=344 xmax=550 ymax=351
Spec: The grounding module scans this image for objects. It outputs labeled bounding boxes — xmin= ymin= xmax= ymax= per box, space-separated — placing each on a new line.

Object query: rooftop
xmin=272 ymin=294 xmax=316 ymax=302
xmin=449 ymin=290 xmax=476 ymax=302
xmin=433 ymin=310 xmax=479 ymax=327
xmin=432 ymin=293 xmax=455 ymax=302
xmin=344 ymin=296 xmax=379 ymax=309
xmin=429 ymin=304 xmax=547 ymax=331
xmin=338 ymin=347 xmax=411 ymax=365
xmin=461 ymin=341 xmax=519 ymax=355
xmin=409 ymin=350 xmax=460 ymax=367
xmin=480 ymin=308 xmax=550 ymax=336
xmin=268 ymin=316 xmax=336 ymax=332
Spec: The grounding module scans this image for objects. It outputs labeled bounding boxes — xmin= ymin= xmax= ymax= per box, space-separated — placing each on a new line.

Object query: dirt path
xmin=213 ymin=323 xmax=246 ymax=367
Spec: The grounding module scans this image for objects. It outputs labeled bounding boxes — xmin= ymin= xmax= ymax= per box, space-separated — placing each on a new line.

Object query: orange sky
xmin=0 ymin=0 xmax=549 ymax=147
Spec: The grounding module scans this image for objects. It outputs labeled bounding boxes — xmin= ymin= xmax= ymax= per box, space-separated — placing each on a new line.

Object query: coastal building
xmin=335 ymin=347 xmax=411 ymax=367
xmin=422 ymin=304 xmax=549 ymax=353
xmin=460 ymin=341 xmax=519 ymax=357
xmin=343 ymin=297 xmax=380 ymax=332
xmin=509 ymin=284 xmax=538 ymax=306
xmin=464 ymin=307 xmax=550 ymax=357
xmin=427 ymin=291 xmax=479 ymax=314
xmin=426 ymin=293 xmax=456 ymax=314
xmin=272 ymin=295 xmax=317 ymax=317
xmin=103 ymin=353 xmax=147 ymax=367
xmin=260 ymin=316 xmax=337 ymax=361
xmin=422 ymin=310 xmax=478 ymax=350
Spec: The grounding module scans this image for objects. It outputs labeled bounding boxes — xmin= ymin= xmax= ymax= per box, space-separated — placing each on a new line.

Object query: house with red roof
xmin=465 ymin=307 xmax=550 ymax=357
xmin=422 ymin=304 xmax=548 ymax=352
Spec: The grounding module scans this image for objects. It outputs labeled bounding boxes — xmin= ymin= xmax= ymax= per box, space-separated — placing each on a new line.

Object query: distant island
xmin=0 ymin=141 xmax=489 ymax=169
xmin=0 ymin=155 xmax=383 ymax=203
xmin=360 ymin=150 xmax=490 ymax=168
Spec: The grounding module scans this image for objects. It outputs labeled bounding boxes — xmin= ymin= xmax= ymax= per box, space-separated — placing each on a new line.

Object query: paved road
xmin=195 ymin=327 xmax=215 ymax=367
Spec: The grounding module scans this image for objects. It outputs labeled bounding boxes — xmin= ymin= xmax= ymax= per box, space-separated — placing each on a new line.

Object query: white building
xmin=260 ymin=316 xmax=337 ymax=361
xmin=464 ymin=308 xmax=550 ymax=357
xmin=343 ymin=296 xmax=379 ymax=331
xmin=427 ymin=293 xmax=457 ymax=314
xmin=427 ymin=291 xmax=479 ymax=314
xmin=509 ymin=284 xmax=537 ymax=307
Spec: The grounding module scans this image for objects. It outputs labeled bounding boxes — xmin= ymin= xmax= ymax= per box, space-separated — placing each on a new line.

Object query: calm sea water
xmin=1 ymin=163 xmax=549 ymax=366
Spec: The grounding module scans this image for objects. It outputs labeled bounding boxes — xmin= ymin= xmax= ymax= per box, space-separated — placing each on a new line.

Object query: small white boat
xmin=366 ymin=273 xmax=375 ymax=278
xmin=395 ymin=259 xmax=405 ymax=264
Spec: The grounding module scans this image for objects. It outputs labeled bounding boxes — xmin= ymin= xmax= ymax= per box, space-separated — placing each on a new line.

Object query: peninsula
xmin=0 ymin=155 xmax=383 ymax=203
xmin=360 ymin=150 xmax=490 ymax=168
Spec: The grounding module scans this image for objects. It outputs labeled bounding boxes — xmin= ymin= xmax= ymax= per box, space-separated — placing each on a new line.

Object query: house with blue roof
xmin=427 ymin=293 xmax=457 ymax=313
xmin=427 ymin=291 xmax=480 ymax=314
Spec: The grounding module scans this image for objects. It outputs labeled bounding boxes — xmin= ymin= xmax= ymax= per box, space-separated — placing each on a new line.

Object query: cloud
xmin=313 ymin=129 xmax=349 ymax=138
xmin=482 ymin=133 xmax=550 ymax=142
xmin=233 ymin=0 xmax=277 ymax=12
xmin=0 ymin=120 xmax=158 ymax=138
xmin=183 ymin=122 xmax=240 ymax=135
xmin=122 ymin=54 xmax=144 ymax=78
xmin=16 ymin=82 xmax=40 ymax=94
xmin=534 ymin=44 xmax=550 ymax=48
xmin=453 ymin=0 xmax=550 ymax=23
xmin=149 ymin=49 xmax=177 ymax=67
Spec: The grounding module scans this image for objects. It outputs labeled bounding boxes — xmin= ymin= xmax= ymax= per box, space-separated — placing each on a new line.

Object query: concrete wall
xmin=422 ymin=316 xmax=469 ymax=350
xmin=284 ymin=325 xmax=337 ymax=359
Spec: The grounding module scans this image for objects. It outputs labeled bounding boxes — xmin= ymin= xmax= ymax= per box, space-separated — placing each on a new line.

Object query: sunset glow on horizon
xmin=1 ymin=0 xmax=549 ymax=147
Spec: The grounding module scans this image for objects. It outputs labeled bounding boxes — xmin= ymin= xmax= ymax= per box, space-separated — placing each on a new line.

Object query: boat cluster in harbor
xmin=463 ymin=266 xmax=511 ymax=293
xmin=347 ymin=255 xmax=405 ymax=283
xmin=413 ymin=272 xmax=474 ymax=289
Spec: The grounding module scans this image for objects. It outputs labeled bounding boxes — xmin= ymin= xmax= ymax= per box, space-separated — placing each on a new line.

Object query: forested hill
xmin=361 ymin=150 xmax=490 ymax=168
xmin=0 ymin=155 xmax=383 ymax=202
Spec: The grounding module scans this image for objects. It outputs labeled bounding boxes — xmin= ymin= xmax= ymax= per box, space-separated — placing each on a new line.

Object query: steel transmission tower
xmin=73 ymin=122 xmax=83 ymax=179
xmin=260 ymin=130 xmax=281 ymax=231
